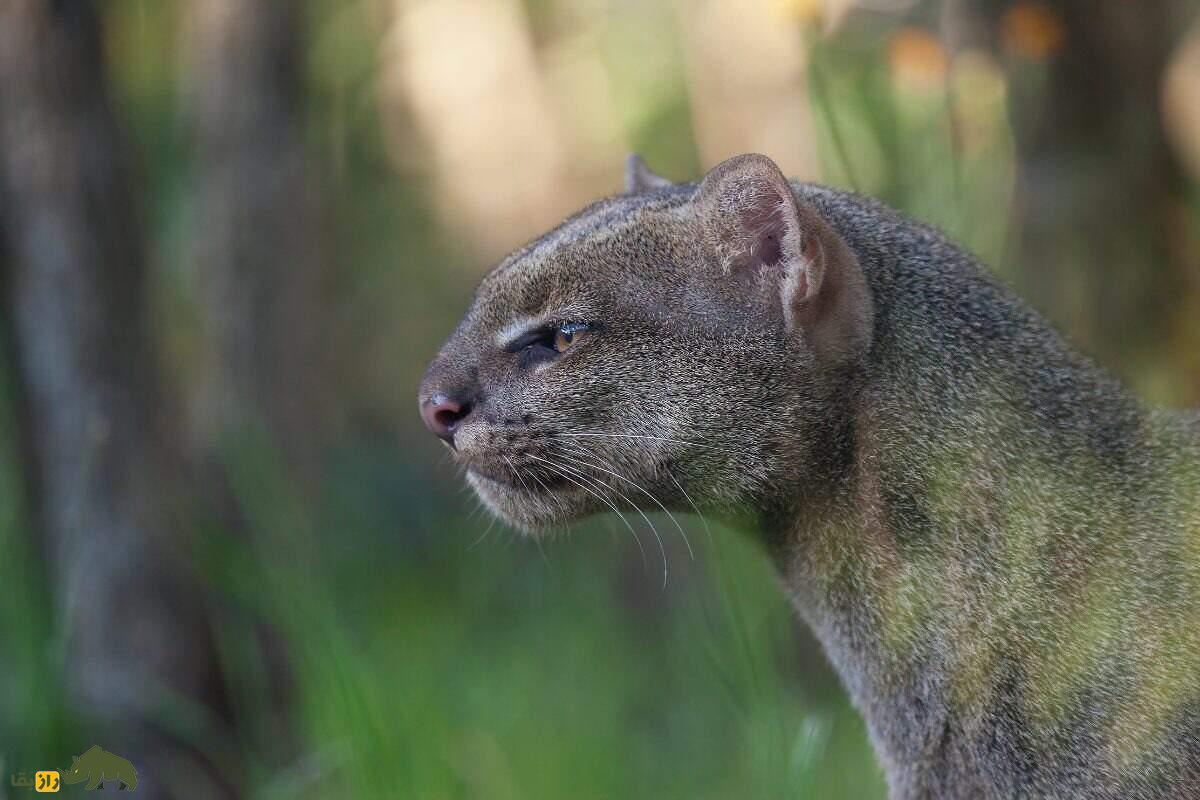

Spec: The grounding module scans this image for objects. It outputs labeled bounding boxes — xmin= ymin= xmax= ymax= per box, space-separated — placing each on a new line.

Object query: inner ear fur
xmin=693 ymin=153 xmax=873 ymax=362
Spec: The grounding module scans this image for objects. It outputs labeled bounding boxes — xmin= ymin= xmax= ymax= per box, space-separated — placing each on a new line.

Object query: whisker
xmin=504 ymin=454 xmax=537 ymax=499
xmin=552 ymin=432 xmax=718 ymax=451
xmin=521 ymin=459 xmax=572 ymax=517
xmin=665 ymin=466 xmax=714 ymax=546
xmin=506 ymin=454 xmax=572 ymax=551
xmin=526 ymin=453 xmax=664 ymax=583
xmin=533 ymin=451 xmax=671 ymax=589
xmin=553 ymin=442 xmax=695 ymax=562
xmin=467 ymin=490 xmax=499 ymax=530
xmin=468 ymin=513 xmax=499 ymax=550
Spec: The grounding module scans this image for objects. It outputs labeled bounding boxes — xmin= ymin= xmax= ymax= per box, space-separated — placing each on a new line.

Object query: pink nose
xmin=420 ymin=393 xmax=471 ymax=444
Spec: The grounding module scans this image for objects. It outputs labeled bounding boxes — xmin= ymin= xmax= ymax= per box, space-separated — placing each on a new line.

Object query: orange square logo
xmin=35 ymin=770 xmax=60 ymax=792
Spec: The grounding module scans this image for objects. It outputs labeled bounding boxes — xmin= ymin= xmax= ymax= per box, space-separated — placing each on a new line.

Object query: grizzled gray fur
xmin=419 ymin=153 xmax=1200 ymax=799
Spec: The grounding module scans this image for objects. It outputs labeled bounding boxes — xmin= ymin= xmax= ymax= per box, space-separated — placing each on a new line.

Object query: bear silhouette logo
xmin=60 ymin=746 xmax=137 ymax=791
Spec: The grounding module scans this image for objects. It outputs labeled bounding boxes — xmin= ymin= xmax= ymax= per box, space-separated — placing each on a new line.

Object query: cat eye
xmin=552 ymin=323 xmax=587 ymax=353
xmin=505 ymin=321 xmax=592 ymax=365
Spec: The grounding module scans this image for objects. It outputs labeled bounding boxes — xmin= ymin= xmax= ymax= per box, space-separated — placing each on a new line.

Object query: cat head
xmin=418 ymin=154 xmax=872 ymax=533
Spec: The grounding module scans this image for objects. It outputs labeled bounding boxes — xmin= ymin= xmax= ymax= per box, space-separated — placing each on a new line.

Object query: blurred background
xmin=1 ymin=0 xmax=1198 ymax=797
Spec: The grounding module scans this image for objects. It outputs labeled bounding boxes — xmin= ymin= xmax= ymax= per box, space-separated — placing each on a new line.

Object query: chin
xmin=466 ymin=469 xmax=587 ymax=535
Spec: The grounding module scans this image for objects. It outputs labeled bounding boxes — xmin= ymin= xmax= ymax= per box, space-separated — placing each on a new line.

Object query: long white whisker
xmin=665 ymin=466 xmax=713 ymax=546
xmin=553 ymin=442 xmax=695 ymax=562
xmin=553 ymin=432 xmax=718 ymax=450
xmin=503 ymin=455 xmax=553 ymax=544
xmin=539 ymin=451 xmax=672 ymax=588
xmin=522 ymin=461 xmax=571 ymax=516
xmin=505 ymin=454 xmax=553 ymax=515
xmin=504 ymin=455 xmax=533 ymax=494
xmin=525 ymin=454 xmax=649 ymax=571
xmin=468 ymin=513 xmax=499 ymax=550
xmin=506 ymin=454 xmax=573 ymax=546
xmin=528 ymin=453 xmax=668 ymax=585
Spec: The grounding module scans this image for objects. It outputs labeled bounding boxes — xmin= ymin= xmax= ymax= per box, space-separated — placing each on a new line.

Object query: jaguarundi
xmin=418 ymin=153 xmax=1200 ymax=799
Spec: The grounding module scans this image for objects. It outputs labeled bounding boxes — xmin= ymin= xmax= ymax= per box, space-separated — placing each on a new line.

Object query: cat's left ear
xmin=693 ymin=153 xmax=873 ymax=361
xmin=624 ymin=154 xmax=672 ymax=193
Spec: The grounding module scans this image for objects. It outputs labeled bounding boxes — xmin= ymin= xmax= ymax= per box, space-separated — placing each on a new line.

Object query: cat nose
xmin=420 ymin=392 xmax=472 ymax=445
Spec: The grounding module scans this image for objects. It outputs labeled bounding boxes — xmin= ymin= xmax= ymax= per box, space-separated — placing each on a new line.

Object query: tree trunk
xmin=943 ymin=0 xmax=1195 ymax=382
xmin=181 ymin=0 xmax=329 ymax=478
xmin=176 ymin=0 xmax=329 ymax=777
xmin=0 ymin=2 xmax=235 ymax=797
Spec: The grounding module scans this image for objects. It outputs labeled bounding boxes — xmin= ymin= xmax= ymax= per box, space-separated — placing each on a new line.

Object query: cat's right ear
xmin=692 ymin=153 xmax=873 ymax=363
xmin=624 ymin=154 xmax=672 ymax=193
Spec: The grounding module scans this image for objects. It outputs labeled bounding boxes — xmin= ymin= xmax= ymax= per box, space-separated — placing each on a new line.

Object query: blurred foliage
xmin=4 ymin=0 xmax=1199 ymax=797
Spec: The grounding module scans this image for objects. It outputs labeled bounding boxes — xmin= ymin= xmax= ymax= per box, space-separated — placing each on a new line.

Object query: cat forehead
xmin=471 ymin=189 xmax=689 ymax=322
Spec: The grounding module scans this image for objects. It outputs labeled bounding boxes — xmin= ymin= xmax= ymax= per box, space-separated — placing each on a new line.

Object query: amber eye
xmin=553 ymin=324 xmax=586 ymax=353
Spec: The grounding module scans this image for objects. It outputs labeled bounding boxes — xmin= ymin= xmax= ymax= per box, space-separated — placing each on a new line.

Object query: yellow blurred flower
xmin=950 ymin=50 xmax=1009 ymax=155
xmin=888 ymin=26 xmax=949 ymax=92
xmin=776 ymin=0 xmax=825 ymax=27
xmin=1001 ymin=2 xmax=1067 ymax=61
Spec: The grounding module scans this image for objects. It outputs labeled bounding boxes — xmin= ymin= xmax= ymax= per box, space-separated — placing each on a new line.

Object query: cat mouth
xmin=466 ymin=465 xmax=520 ymax=488
xmin=467 ymin=463 xmax=569 ymax=494
xmin=465 ymin=461 xmax=590 ymax=533
xmin=465 ymin=448 xmax=672 ymax=533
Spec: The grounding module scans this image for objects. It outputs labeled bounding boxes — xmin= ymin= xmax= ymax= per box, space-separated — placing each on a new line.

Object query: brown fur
xmin=420 ymin=154 xmax=1200 ymax=799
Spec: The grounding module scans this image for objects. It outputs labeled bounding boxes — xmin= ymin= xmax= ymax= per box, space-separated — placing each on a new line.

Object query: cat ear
xmin=624 ymin=154 xmax=672 ymax=193
xmin=693 ymin=154 xmax=821 ymax=305
xmin=693 ymin=154 xmax=872 ymax=358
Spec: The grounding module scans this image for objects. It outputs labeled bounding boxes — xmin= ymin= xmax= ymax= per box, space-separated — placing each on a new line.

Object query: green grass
xmin=215 ymin=438 xmax=884 ymax=799
xmin=276 ymin=536 xmax=881 ymax=797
